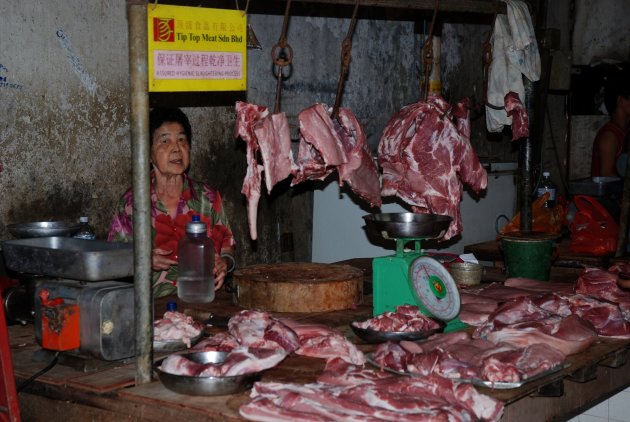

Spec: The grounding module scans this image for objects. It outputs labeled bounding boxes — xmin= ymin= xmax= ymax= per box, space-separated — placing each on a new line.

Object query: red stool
xmin=0 ymin=291 xmax=20 ymax=422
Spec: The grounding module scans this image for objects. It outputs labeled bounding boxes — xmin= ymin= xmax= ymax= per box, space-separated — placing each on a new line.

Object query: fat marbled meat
xmin=378 ymin=95 xmax=487 ymax=240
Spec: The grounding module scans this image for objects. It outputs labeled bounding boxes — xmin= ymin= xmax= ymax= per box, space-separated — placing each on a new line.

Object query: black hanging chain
xmin=421 ymin=0 xmax=439 ymax=101
xmin=272 ymin=0 xmax=294 ymax=114
xmin=332 ymin=0 xmax=361 ymax=119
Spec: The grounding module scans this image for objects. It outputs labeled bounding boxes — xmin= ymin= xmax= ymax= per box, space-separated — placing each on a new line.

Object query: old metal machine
xmin=3 ymin=235 xmax=135 ymax=369
xmin=363 ymin=213 xmax=466 ymax=332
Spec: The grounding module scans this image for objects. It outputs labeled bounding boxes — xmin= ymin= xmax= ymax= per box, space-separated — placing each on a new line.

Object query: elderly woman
xmin=108 ymin=107 xmax=236 ymax=299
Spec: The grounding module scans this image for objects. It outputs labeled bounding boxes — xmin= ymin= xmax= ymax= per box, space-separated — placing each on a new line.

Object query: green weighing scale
xmin=363 ymin=213 xmax=468 ymax=333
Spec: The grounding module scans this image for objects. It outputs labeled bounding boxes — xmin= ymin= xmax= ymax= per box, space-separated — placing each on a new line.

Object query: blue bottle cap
xmin=166 ymin=300 xmax=177 ymax=312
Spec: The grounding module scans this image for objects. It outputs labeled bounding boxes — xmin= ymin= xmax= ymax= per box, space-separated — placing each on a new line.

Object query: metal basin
xmin=154 ymin=351 xmax=260 ymax=396
xmin=363 ymin=213 xmax=452 ymax=239
xmin=7 ymin=221 xmax=81 ymax=238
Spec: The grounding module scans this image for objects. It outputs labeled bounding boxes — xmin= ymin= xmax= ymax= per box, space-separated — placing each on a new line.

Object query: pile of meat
xmin=378 ymin=94 xmax=488 ymax=240
xmin=235 ymin=102 xmax=381 ymax=240
xmin=154 ymin=311 xmax=203 ymax=348
xmin=240 ymin=357 xmax=504 ymax=422
xmin=370 ymin=266 xmax=630 ymax=384
xmin=194 ymin=310 xmax=364 ymax=365
xmin=353 ymin=304 xmax=442 ymax=332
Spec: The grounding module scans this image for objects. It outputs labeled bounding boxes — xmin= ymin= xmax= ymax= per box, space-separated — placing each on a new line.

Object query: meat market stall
xmin=9 ymin=280 xmax=630 ymax=422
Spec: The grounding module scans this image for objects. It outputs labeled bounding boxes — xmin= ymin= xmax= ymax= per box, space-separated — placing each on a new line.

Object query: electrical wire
xmin=17 ymin=351 xmax=60 ymax=392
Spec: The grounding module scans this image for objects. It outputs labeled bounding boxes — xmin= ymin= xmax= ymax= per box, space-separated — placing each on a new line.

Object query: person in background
xmin=591 ymin=72 xmax=630 ymax=178
xmin=108 ymin=107 xmax=236 ymax=298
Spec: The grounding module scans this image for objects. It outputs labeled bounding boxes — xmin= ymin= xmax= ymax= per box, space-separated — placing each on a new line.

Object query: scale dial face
xmin=408 ymin=256 xmax=461 ymax=321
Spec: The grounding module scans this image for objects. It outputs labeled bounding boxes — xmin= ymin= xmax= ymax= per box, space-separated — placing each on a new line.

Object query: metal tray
xmin=154 ymin=351 xmax=260 ymax=396
xmin=7 ymin=221 xmax=81 ymax=238
xmin=363 ymin=213 xmax=452 ymax=239
xmin=366 ymin=353 xmax=569 ymax=390
xmin=154 ymin=332 xmax=204 ymax=353
xmin=450 ymin=363 xmax=570 ymax=389
xmin=2 ymin=237 xmax=133 ymax=281
xmin=569 ymin=176 xmax=622 ymax=196
xmin=350 ymin=320 xmax=444 ymax=344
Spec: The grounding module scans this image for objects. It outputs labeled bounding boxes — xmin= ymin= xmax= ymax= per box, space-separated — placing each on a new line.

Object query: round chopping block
xmin=234 ymin=262 xmax=363 ymax=312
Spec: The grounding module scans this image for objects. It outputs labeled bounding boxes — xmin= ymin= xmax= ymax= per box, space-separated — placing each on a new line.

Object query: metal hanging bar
xmin=127 ymin=0 xmax=153 ymax=385
xmin=272 ymin=0 xmax=294 ymax=113
xmin=331 ymin=0 xmax=361 ymax=118
xmin=421 ymin=0 xmax=439 ymax=101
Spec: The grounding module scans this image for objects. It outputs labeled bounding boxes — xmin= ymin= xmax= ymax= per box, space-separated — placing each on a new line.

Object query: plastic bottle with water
xmin=536 ymin=172 xmax=557 ymax=208
xmin=74 ymin=216 xmax=96 ymax=240
xmin=177 ymin=215 xmax=215 ymax=303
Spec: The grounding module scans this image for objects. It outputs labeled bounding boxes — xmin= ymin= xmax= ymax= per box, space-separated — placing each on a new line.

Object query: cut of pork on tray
xmin=351 ymin=304 xmax=444 ymax=343
xmin=378 ymin=94 xmax=488 ymax=240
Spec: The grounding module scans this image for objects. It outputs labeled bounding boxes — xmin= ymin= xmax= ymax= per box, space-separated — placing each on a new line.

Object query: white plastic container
xmin=177 ymin=215 xmax=215 ymax=303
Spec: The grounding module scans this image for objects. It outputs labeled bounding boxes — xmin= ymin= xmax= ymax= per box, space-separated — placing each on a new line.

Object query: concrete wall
xmin=0 ymin=0 xmax=521 ymax=268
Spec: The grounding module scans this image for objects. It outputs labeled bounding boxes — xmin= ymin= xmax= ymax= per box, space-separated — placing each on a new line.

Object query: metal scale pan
xmin=363 ymin=213 xmax=452 ymax=240
xmin=364 ymin=213 xmax=465 ymax=332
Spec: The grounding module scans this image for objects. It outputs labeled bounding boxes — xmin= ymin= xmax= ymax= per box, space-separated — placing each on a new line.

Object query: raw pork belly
xmin=577 ymin=267 xmax=630 ymax=317
xmin=240 ymin=361 xmax=503 ymax=422
xmin=353 ymin=304 xmax=441 ymax=332
xmin=280 ymin=318 xmax=366 ymax=365
xmin=378 ymin=95 xmax=487 ymax=240
xmin=154 ymin=311 xmax=203 ymax=348
xmin=228 ymin=310 xmax=300 ymax=353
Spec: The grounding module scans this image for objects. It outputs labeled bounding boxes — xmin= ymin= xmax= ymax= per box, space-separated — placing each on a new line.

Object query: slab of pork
xmin=378 ymin=95 xmax=487 ymax=240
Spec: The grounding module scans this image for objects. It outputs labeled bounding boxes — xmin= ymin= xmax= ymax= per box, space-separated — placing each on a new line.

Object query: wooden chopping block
xmin=234 ymin=262 xmax=363 ymax=312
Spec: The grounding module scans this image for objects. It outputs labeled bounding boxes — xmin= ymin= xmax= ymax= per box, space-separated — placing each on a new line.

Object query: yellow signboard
xmin=147 ymin=5 xmax=246 ymax=92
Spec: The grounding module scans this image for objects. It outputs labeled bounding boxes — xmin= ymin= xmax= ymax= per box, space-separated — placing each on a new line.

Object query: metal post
xmin=519 ymin=80 xmax=535 ymax=232
xmin=127 ymin=0 xmax=153 ymax=385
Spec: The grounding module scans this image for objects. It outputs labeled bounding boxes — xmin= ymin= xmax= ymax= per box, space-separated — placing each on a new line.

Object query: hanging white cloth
xmin=486 ymin=0 xmax=541 ymax=134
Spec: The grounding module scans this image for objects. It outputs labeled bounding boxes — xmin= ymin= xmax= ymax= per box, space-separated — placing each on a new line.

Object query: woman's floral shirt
xmin=107 ymin=173 xmax=236 ymax=298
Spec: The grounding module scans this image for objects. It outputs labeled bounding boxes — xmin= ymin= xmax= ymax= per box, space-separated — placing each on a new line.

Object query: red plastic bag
xmin=569 ymin=195 xmax=618 ymax=256
xmin=500 ymin=192 xmax=568 ymax=235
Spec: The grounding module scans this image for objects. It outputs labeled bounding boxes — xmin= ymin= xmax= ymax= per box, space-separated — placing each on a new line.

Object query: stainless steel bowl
xmin=363 ymin=213 xmax=452 ymax=239
xmin=350 ymin=320 xmax=445 ymax=344
xmin=154 ymin=351 xmax=260 ymax=396
xmin=7 ymin=221 xmax=81 ymax=238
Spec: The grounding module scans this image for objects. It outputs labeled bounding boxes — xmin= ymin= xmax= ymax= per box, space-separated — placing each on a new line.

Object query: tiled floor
xmin=568 ymin=388 xmax=630 ymax=422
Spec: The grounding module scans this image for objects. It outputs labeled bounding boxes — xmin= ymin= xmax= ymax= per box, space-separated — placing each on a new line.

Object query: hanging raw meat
xmin=234 ymin=101 xmax=295 ymax=240
xmin=294 ymin=103 xmax=381 ymax=207
xmin=378 ymin=94 xmax=488 ymax=240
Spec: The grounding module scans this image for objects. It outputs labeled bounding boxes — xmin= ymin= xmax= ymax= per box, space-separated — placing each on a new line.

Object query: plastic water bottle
xmin=536 ymin=172 xmax=557 ymax=208
xmin=74 ymin=216 xmax=96 ymax=240
xmin=177 ymin=215 xmax=215 ymax=303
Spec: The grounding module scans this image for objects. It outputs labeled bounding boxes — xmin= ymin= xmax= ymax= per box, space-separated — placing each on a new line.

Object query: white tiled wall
xmin=568 ymin=388 xmax=630 ymax=422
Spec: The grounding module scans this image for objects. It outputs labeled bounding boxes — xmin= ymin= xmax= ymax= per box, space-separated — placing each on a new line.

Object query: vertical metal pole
xmin=127 ymin=0 xmax=153 ymax=385
xmin=519 ymin=80 xmax=535 ymax=232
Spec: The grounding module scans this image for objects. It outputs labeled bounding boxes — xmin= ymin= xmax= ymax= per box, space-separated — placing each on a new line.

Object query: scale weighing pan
xmin=363 ymin=213 xmax=451 ymax=239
